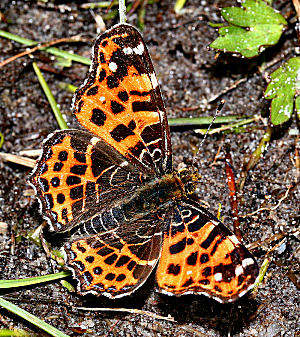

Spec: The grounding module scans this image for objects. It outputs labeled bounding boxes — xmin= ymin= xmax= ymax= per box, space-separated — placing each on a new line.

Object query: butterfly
xmin=29 ymin=23 xmax=259 ymax=303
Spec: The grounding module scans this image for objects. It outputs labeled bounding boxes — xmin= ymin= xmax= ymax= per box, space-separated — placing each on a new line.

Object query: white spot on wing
xmin=150 ymin=72 xmax=158 ymax=89
xmin=214 ymin=273 xmax=223 ymax=282
xmin=100 ymin=96 xmax=106 ymax=102
xmin=109 ymin=62 xmax=118 ymax=72
xmin=133 ymin=42 xmax=144 ymax=55
xmin=229 ymin=235 xmax=240 ymax=245
xmin=242 ymin=258 xmax=254 ymax=268
xmin=123 ymin=46 xmax=133 ymax=54
xmin=91 ymin=137 xmax=100 ymax=145
xmin=235 ymin=265 xmax=244 ymax=276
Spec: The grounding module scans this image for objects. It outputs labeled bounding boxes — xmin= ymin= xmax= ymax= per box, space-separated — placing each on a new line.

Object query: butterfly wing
xmin=63 ymin=211 xmax=164 ymax=297
xmin=29 ymin=130 xmax=146 ymax=233
xmin=73 ymin=24 xmax=172 ymax=177
xmin=156 ymin=199 xmax=259 ymax=303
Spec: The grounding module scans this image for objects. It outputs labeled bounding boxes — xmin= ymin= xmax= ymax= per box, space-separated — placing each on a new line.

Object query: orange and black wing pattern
xmin=156 ymin=200 xmax=259 ymax=303
xmin=73 ymin=24 xmax=172 ymax=176
xmin=64 ymin=212 xmax=163 ymax=297
xmin=29 ymin=130 xmax=144 ymax=232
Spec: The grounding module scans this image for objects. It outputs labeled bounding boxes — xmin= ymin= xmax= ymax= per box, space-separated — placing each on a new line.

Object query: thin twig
xmin=0 ymin=35 xmax=83 ymax=68
xmin=247 ymin=232 xmax=286 ymax=250
xmin=0 ymin=153 xmax=36 ymax=168
xmin=207 ymin=78 xmax=247 ymax=104
xmin=209 ymin=139 xmax=224 ymax=167
xmin=239 ymin=126 xmax=272 ymax=191
xmin=224 ymin=145 xmax=242 ymax=240
xmin=119 ymin=0 xmax=127 ymax=23
xmin=77 ymin=307 xmax=175 ymax=322
xmin=19 ymin=149 xmax=42 ymax=157
xmin=292 ymin=0 xmax=300 ymax=18
xmin=241 ymin=185 xmax=292 ymax=218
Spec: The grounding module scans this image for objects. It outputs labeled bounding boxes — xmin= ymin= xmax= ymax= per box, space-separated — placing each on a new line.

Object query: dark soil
xmin=0 ymin=1 xmax=299 ymax=336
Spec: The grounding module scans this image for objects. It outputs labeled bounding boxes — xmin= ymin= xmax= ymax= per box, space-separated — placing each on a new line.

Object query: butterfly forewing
xmin=73 ymin=24 xmax=172 ymax=177
xmin=29 ymin=130 xmax=145 ymax=233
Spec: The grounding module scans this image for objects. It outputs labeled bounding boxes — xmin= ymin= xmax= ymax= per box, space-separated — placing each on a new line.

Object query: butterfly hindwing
xmin=156 ymin=200 xmax=259 ymax=303
xmin=64 ymin=212 xmax=164 ymax=297
xmin=73 ymin=24 xmax=172 ymax=177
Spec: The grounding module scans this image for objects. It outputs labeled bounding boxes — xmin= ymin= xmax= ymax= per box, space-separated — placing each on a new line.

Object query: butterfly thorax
xmin=122 ymin=169 xmax=200 ymax=217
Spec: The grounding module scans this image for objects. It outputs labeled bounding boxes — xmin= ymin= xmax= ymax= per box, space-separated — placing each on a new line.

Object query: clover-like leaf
xmin=264 ymin=57 xmax=300 ymax=125
xmin=210 ymin=0 xmax=287 ymax=58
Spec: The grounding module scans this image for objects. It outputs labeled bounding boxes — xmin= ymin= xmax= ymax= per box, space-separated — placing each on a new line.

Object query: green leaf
xmin=210 ymin=0 xmax=287 ymax=58
xmin=264 ymin=57 xmax=300 ymax=125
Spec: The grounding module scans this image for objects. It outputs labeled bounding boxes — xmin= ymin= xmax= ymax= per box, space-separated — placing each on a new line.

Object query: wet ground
xmin=0 ymin=0 xmax=299 ymax=336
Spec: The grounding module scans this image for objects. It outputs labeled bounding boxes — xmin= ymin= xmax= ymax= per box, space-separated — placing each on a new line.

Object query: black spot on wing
xmin=107 ymin=75 xmax=119 ymax=89
xmin=110 ymin=124 xmax=135 ymax=142
xmin=70 ymin=165 xmax=87 ymax=175
xmin=86 ymin=86 xmax=99 ymax=96
xmin=93 ymin=267 xmax=103 ymax=275
xmin=66 ymin=176 xmax=81 ymax=186
xmin=111 ymin=100 xmax=125 ymax=114
xmin=58 ymin=151 xmax=68 ymax=161
xmin=132 ymin=101 xmax=155 ymax=112
xmin=116 ymin=274 xmax=126 ymax=282
xmin=57 ymin=193 xmax=65 ymax=204
xmin=74 ymin=152 xmax=86 ymax=163
xmin=200 ymin=227 xmax=220 ymax=249
xmin=167 ymin=263 xmax=180 ymax=275
xmin=169 ymin=238 xmax=186 ymax=255
xmin=104 ymin=253 xmax=118 ymax=265
xmin=91 ymin=108 xmax=106 ymax=126
xmin=118 ymin=90 xmax=129 ymax=102
xmin=186 ymin=252 xmax=198 ymax=266
xmin=99 ymin=69 xmax=106 ymax=83
xmin=53 ymin=162 xmax=63 ymax=172
xmin=50 ymin=177 xmax=60 ymax=187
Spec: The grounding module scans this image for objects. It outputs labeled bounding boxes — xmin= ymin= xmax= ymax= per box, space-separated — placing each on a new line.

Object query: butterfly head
xmin=178 ymin=168 xmax=201 ymax=196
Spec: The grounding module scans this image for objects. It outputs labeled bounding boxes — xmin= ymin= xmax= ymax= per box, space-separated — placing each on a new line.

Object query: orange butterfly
xmin=30 ymin=24 xmax=259 ymax=303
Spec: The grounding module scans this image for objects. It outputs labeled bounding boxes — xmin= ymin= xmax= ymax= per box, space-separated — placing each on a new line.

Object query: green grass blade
xmin=0 ymin=30 xmax=90 ymax=65
xmin=32 ymin=62 xmax=68 ymax=130
xmin=80 ymin=1 xmax=118 ymax=9
xmin=0 ymin=329 xmax=30 ymax=336
xmin=174 ymin=0 xmax=187 ymax=13
xmin=168 ymin=115 xmax=245 ymax=127
xmin=0 ymin=297 xmax=70 ymax=337
xmin=58 ymin=82 xmax=77 ymax=93
xmin=0 ymin=132 xmax=4 ymax=149
xmin=0 ymin=271 xmax=71 ymax=289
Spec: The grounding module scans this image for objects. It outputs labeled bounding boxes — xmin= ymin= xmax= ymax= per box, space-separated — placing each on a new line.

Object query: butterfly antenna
xmin=192 ymin=99 xmax=225 ymax=170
